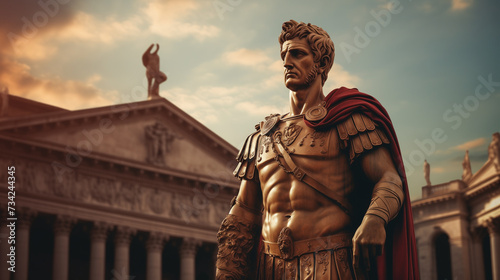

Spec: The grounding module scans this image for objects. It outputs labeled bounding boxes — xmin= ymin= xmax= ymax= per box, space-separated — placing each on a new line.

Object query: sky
xmin=1 ymin=0 xmax=499 ymax=200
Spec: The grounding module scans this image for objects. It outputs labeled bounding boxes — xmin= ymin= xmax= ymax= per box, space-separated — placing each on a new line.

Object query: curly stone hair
xmin=279 ymin=20 xmax=335 ymax=86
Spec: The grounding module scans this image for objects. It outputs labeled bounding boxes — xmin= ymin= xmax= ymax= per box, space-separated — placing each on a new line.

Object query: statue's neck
xmin=289 ymin=86 xmax=324 ymax=116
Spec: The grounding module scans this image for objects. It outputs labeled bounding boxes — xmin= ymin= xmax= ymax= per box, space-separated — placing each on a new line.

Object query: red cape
xmin=305 ymin=87 xmax=419 ymax=280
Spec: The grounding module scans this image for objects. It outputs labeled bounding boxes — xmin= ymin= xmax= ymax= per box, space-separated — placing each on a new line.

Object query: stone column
xmin=180 ymin=238 xmax=201 ymax=280
xmin=450 ymin=235 xmax=472 ymax=280
xmin=15 ymin=208 xmax=36 ymax=280
xmin=89 ymin=222 xmax=110 ymax=280
xmin=113 ymin=226 xmax=135 ymax=279
xmin=417 ymin=239 xmax=434 ymax=280
xmin=486 ymin=218 xmax=500 ymax=280
xmin=52 ymin=215 xmax=75 ymax=280
xmin=146 ymin=232 xmax=167 ymax=280
xmin=470 ymin=227 xmax=486 ymax=280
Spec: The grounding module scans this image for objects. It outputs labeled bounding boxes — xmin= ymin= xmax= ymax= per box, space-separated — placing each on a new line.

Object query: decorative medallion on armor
xmin=283 ymin=123 xmax=302 ymax=146
xmin=304 ymin=101 xmax=327 ymax=121
xmin=261 ymin=114 xmax=281 ymax=136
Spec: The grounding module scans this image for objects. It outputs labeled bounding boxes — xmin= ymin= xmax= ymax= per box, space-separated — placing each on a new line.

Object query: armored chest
xmin=257 ymin=115 xmax=339 ymax=166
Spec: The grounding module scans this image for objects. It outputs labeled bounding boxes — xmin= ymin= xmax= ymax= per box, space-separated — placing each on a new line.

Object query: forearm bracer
xmin=216 ymin=214 xmax=261 ymax=279
xmin=365 ymin=180 xmax=405 ymax=225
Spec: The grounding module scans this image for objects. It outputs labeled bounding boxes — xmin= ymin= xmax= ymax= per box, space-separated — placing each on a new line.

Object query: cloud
xmin=0 ymin=4 xmax=139 ymax=110
xmin=57 ymin=12 xmax=144 ymax=44
xmin=0 ymin=57 xmax=117 ymax=110
xmin=7 ymin=35 xmax=59 ymax=61
xmin=413 ymin=0 xmax=473 ymax=14
xmin=162 ymin=85 xmax=249 ymax=124
xmin=261 ymin=73 xmax=284 ymax=89
xmin=235 ymin=101 xmax=283 ymax=117
xmin=0 ymin=0 xmax=76 ymax=51
xmin=324 ymin=64 xmax=361 ymax=90
xmin=435 ymin=149 xmax=453 ymax=156
xmin=417 ymin=2 xmax=435 ymax=13
xmin=432 ymin=167 xmax=446 ymax=174
xmin=223 ymin=48 xmax=273 ymax=69
xmin=453 ymin=137 xmax=486 ymax=151
xmin=451 ymin=0 xmax=473 ymax=11
xmin=6 ymin=11 xmax=145 ymax=61
xmin=142 ymin=0 xmax=220 ymax=40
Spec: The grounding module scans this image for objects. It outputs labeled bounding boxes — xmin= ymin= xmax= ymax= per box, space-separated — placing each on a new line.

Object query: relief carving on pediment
xmin=145 ymin=122 xmax=179 ymax=166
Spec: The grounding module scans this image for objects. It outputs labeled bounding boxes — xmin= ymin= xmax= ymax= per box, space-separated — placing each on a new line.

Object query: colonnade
xmin=0 ymin=211 xmax=215 ymax=280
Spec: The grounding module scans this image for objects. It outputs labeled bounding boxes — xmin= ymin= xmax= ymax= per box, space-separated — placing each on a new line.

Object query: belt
xmin=263 ymin=230 xmax=352 ymax=260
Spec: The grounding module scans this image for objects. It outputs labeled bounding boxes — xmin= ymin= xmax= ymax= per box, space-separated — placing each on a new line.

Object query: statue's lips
xmin=285 ymin=72 xmax=298 ymax=78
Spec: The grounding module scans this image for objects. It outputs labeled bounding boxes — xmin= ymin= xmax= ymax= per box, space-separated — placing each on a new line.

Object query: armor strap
xmin=230 ymin=196 xmax=263 ymax=216
xmin=273 ymin=131 xmax=351 ymax=215
xmin=365 ymin=180 xmax=404 ymax=225
xmin=216 ymin=214 xmax=261 ymax=279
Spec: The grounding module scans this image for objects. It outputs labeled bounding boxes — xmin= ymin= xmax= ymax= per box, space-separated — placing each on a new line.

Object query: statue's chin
xmin=285 ymin=80 xmax=307 ymax=91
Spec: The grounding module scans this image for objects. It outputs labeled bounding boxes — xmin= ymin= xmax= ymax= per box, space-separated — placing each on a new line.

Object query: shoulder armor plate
xmin=336 ymin=112 xmax=390 ymax=162
xmin=233 ymin=131 xmax=261 ymax=180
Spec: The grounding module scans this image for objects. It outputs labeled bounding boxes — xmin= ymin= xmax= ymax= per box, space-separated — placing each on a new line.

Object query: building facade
xmin=413 ymin=133 xmax=500 ymax=280
xmin=0 ymin=94 xmax=240 ymax=280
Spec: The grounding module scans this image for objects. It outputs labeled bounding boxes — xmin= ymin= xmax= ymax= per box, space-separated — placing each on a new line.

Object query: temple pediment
xmin=0 ymin=97 xmax=238 ymax=180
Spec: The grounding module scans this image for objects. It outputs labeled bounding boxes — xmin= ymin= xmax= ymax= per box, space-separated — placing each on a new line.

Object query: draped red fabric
xmin=305 ymin=87 xmax=420 ymax=280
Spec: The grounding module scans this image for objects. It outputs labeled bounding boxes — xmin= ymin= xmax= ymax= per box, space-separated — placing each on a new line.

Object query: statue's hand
xmin=352 ymin=215 xmax=386 ymax=273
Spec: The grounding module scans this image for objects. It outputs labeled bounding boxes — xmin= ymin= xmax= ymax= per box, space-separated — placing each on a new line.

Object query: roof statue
xmin=424 ymin=159 xmax=431 ymax=186
xmin=489 ymin=132 xmax=500 ymax=171
xmin=142 ymin=44 xmax=167 ymax=100
xmin=462 ymin=150 xmax=472 ymax=182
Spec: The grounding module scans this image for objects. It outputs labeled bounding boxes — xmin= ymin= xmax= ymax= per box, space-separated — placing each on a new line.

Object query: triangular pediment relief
xmin=0 ymin=98 xmax=238 ymax=181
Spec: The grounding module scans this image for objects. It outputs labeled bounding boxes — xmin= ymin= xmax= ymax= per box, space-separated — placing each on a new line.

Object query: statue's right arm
xmin=142 ymin=44 xmax=154 ymax=66
xmin=216 ymin=131 xmax=263 ymax=279
xmin=216 ymin=179 xmax=262 ymax=280
xmin=229 ymin=178 xmax=263 ymax=224
xmin=229 ymin=129 xmax=263 ymax=222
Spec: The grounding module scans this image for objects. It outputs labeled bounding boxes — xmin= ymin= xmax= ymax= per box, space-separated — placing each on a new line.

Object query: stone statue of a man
xmin=489 ymin=132 xmax=500 ymax=170
xmin=216 ymin=20 xmax=419 ymax=279
xmin=424 ymin=159 xmax=431 ymax=186
xmin=462 ymin=151 xmax=472 ymax=182
xmin=142 ymin=44 xmax=167 ymax=99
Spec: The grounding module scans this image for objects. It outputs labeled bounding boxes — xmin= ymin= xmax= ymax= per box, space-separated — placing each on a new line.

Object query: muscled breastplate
xmin=257 ymin=115 xmax=355 ymax=214
xmin=232 ymin=112 xmax=389 ymax=241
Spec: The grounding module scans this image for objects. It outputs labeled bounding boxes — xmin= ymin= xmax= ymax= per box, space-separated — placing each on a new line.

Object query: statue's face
xmin=281 ymin=38 xmax=319 ymax=91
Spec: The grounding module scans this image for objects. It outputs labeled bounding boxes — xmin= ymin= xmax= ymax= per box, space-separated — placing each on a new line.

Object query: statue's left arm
xmin=352 ymin=146 xmax=403 ymax=272
xmin=337 ymin=113 xmax=404 ymax=272
xmin=142 ymin=44 xmax=154 ymax=67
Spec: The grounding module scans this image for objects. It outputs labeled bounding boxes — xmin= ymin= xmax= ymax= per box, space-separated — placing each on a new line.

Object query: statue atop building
xmin=462 ymin=150 xmax=472 ymax=182
xmin=424 ymin=159 xmax=431 ymax=186
xmin=489 ymin=132 xmax=500 ymax=170
xmin=142 ymin=44 xmax=167 ymax=100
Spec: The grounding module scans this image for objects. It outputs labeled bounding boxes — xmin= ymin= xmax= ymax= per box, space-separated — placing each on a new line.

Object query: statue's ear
xmin=318 ymin=56 xmax=330 ymax=73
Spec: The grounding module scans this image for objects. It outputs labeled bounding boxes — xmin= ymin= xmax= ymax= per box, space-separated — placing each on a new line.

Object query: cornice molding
xmin=412 ymin=192 xmax=460 ymax=209
xmin=0 ymin=136 xmax=239 ymax=192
